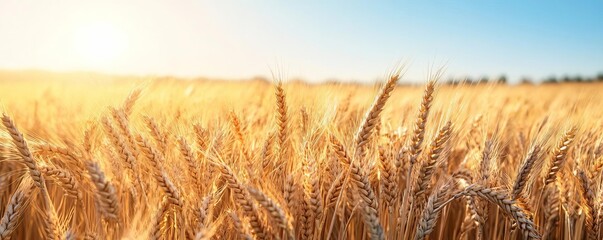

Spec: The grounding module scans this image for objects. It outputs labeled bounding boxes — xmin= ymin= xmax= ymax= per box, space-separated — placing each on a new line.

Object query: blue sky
xmin=0 ymin=1 xmax=601 ymax=83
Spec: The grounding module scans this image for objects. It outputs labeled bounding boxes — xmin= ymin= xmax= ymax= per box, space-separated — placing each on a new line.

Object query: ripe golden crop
xmin=1 ymin=73 xmax=602 ymax=239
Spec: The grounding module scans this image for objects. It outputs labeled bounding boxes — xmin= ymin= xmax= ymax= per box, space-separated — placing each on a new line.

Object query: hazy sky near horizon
xmin=0 ymin=1 xmax=601 ymax=83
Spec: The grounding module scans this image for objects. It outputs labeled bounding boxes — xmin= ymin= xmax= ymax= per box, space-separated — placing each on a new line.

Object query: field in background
xmin=1 ymin=72 xmax=603 ymax=239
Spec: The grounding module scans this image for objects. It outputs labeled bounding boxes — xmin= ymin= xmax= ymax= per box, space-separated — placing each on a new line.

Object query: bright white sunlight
xmin=0 ymin=1 xmax=602 ymax=240
xmin=73 ymin=22 xmax=125 ymax=66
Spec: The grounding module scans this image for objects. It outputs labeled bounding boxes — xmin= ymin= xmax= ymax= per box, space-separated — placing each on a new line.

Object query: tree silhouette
xmin=520 ymin=77 xmax=533 ymax=85
xmin=574 ymin=76 xmax=583 ymax=82
xmin=543 ymin=76 xmax=557 ymax=84
xmin=497 ymin=75 xmax=507 ymax=84
xmin=478 ymin=76 xmax=489 ymax=84
xmin=561 ymin=76 xmax=571 ymax=82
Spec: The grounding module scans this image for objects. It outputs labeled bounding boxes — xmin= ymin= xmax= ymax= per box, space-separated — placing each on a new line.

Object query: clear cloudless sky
xmin=0 ymin=1 xmax=601 ymax=83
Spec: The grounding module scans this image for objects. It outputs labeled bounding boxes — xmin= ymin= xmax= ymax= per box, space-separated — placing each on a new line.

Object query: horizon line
xmin=1 ymin=67 xmax=602 ymax=84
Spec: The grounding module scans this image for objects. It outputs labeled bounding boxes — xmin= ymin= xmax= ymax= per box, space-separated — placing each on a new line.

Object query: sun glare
xmin=73 ymin=23 xmax=125 ymax=66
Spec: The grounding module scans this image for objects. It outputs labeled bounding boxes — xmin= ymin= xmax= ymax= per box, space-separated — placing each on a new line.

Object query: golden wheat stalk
xmin=577 ymin=170 xmax=597 ymax=240
xmin=216 ymin=163 xmax=269 ymax=240
xmin=354 ymin=73 xmax=400 ymax=159
xmin=408 ymin=81 xmax=436 ymax=165
xmin=511 ymin=144 xmax=542 ymax=200
xmin=456 ymin=185 xmax=541 ymax=239
xmin=544 ymin=127 xmax=576 ymax=185
xmin=414 ymin=180 xmax=457 ymax=240
xmin=275 ymin=81 xmax=289 ymax=157
xmin=149 ymin=198 xmax=170 ymax=240
xmin=2 ymin=114 xmax=46 ymax=190
xmin=143 ymin=116 xmax=168 ymax=153
xmin=178 ymin=136 xmax=200 ymax=192
xmin=0 ymin=179 xmax=34 ymax=240
xmin=40 ymin=165 xmax=82 ymax=200
xmin=87 ymin=161 xmax=120 ymax=221
xmin=349 ymin=159 xmax=384 ymax=240
xmin=378 ymin=147 xmax=397 ymax=213
xmin=136 ymin=135 xmax=184 ymax=207
xmin=413 ymin=121 xmax=452 ymax=202
xmin=247 ymin=186 xmax=295 ymax=240
xmin=227 ymin=211 xmax=253 ymax=240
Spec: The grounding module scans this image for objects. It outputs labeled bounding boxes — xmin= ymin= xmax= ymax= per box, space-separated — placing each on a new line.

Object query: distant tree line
xmin=444 ymin=73 xmax=603 ymax=85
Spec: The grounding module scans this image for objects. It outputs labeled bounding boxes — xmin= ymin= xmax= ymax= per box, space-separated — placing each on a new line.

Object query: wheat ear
xmin=414 ymin=121 xmax=452 ymax=202
xmin=247 ymin=187 xmax=295 ymax=240
xmin=197 ymin=193 xmax=213 ymax=230
xmin=149 ymin=199 xmax=170 ymax=240
xmin=228 ymin=211 xmax=253 ymax=240
xmin=110 ymin=108 xmax=139 ymax=156
xmin=275 ymin=81 xmax=288 ymax=156
xmin=349 ymin=160 xmax=384 ymax=240
xmin=414 ymin=181 xmax=458 ymax=240
xmin=354 ymin=73 xmax=400 ymax=158
xmin=178 ymin=137 xmax=200 ymax=192
xmin=35 ymin=143 xmax=82 ymax=169
xmin=193 ymin=124 xmax=209 ymax=152
xmin=283 ymin=174 xmax=297 ymax=212
xmin=101 ymin=117 xmax=142 ymax=189
xmin=137 ymin=135 xmax=184 ymax=207
xmin=577 ymin=170 xmax=597 ymax=240
xmin=87 ymin=161 xmax=120 ymax=220
xmin=479 ymin=139 xmax=495 ymax=181
xmin=2 ymin=114 xmax=59 ymax=239
xmin=302 ymin=153 xmax=323 ymax=232
xmin=43 ymin=203 xmax=59 ymax=240
xmin=457 ymin=185 xmax=541 ymax=239
xmin=330 ymin=135 xmax=352 ymax=166
xmin=543 ymin=184 xmax=560 ymax=239
xmin=143 ymin=116 xmax=168 ymax=153
xmin=0 ymin=179 xmax=34 ymax=240
xmin=261 ymin=132 xmax=276 ymax=171
xmin=122 ymin=88 xmax=142 ymax=117
xmin=378 ymin=147 xmax=397 ymax=213
xmin=511 ymin=144 xmax=542 ymax=199
xmin=544 ymin=127 xmax=576 ymax=185
xmin=2 ymin=113 xmax=46 ymax=189
xmin=40 ymin=166 xmax=82 ymax=200
xmin=217 ymin=163 xmax=268 ymax=240
xmin=325 ymin=171 xmax=346 ymax=207
xmin=408 ymin=81 xmax=436 ymax=165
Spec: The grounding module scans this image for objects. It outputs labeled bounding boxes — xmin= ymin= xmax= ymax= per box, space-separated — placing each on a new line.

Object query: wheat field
xmin=1 ymin=72 xmax=602 ymax=240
